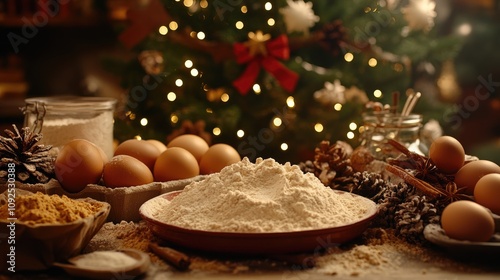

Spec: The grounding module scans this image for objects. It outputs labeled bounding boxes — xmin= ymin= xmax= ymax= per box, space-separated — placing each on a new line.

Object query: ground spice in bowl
xmin=0 ymin=192 xmax=102 ymax=225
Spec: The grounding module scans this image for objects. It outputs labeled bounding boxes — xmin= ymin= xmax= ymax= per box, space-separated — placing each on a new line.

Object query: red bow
xmin=233 ymin=35 xmax=299 ymax=95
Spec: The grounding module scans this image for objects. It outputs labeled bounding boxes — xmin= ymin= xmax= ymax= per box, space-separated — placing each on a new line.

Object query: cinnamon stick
xmin=149 ymin=243 xmax=191 ymax=271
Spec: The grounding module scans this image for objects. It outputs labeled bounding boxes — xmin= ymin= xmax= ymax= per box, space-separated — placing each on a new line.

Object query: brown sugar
xmin=0 ymin=192 xmax=101 ymax=225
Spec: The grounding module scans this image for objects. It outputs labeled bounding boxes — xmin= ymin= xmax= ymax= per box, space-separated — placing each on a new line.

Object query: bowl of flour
xmin=139 ymin=157 xmax=378 ymax=254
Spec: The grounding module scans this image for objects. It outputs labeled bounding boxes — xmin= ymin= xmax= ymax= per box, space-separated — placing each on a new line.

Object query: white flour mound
xmin=154 ymin=157 xmax=374 ymax=233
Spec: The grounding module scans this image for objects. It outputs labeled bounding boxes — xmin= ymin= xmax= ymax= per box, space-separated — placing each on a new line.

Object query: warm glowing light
xmin=273 ymin=117 xmax=282 ymax=127
xmin=213 ymin=127 xmax=221 ymax=136
xmin=200 ymin=0 xmax=208 ymax=8
xmin=197 ymin=32 xmax=206 ymax=40
xmin=169 ymin=21 xmax=178 ymax=30
xmin=206 ymin=108 xmax=213 ymax=113
xmin=140 ymin=118 xmax=148 ymax=126
xmin=393 ymin=63 xmax=404 ymax=72
xmin=237 ymin=130 xmax=245 ymax=138
xmin=457 ymin=23 xmax=472 ymax=36
xmin=286 ymin=96 xmax=295 ymax=108
xmin=190 ymin=68 xmax=199 ymax=76
xmin=334 ymin=103 xmax=342 ymax=111
xmin=167 ymin=91 xmax=176 ymax=101
xmin=347 ymin=131 xmax=355 ymax=139
xmin=358 ymin=126 xmax=366 ymax=134
xmin=184 ymin=60 xmax=193 ymax=68
xmin=280 ymin=143 xmax=288 ymax=151
xmin=189 ymin=31 xmax=196 ymax=37
xmin=235 ymin=21 xmax=244 ymax=29
xmin=175 ymin=79 xmax=183 ymax=87
xmin=221 ymin=93 xmax=229 ymax=102
xmin=349 ymin=122 xmax=357 ymax=130
xmin=253 ymin=84 xmax=261 ymax=93
xmin=267 ymin=18 xmax=275 ymax=26
xmin=170 ymin=114 xmax=179 ymax=123
xmin=134 ymin=135 xmax=142 ymax=140
xmin=264 ymin=2 xmax=272 ymax=10
xmin=241 ymin=6 xmax=248 ymax=13
xmin=373 ymin=89 xmax=383 ymax=98
xmin=158 ymin=26 xmax=168 ymax=35
xmin=344 ymin=52 xmax=354 ymax=62
xmin=368 ymin=58 xmax=378 ymax=67
xmin=183 ymin=0 xmax=194 ymax=7
xmin=314 ymin=123 xmax=324 ymax=132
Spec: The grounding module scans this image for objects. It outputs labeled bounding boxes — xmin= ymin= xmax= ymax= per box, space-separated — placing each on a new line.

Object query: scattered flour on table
xmin=153 ymin=157 xmax=374 ymax=232
xmin=71 ymin=251 xmax=137 ymax=269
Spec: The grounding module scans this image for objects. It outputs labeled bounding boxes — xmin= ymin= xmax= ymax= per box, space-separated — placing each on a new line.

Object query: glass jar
xmin=360 ymin=112 xmax=424 ymax=161
xmin=23 ymin=96 xmax=117 ymax=159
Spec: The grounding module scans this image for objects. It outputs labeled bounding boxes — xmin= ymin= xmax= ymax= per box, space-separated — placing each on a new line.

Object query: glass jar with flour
xmin=23 ymin=96 xmax=117 ymax=159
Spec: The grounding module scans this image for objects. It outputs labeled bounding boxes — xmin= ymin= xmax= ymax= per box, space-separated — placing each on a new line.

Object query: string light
xmin=264 ymin=2 xmax=272 ymax=10
xmin=221 ymin=93 xmax=229 ymax=102
xmin=368 ymin=58 xmax=378 ymax=67
xmin=280 ymin=143 xmax=288 ymax=151
xmin=347 ymin=131 xmax=355 ymax=139
xmin=175 ymin=79 xmax=183 ymax=87
xmin=235 ymin=21 xmax=244 ymax=29
xmin=252 ymin=84 xmax=261 ymax=94
xmin=267 ymin=18 xmax=275 ymax=26
xmin=334 ymin=103 xmax=342 ymax=111
xmin=200 ymin=0 xmax=208 ymax=8
xmin=184 ymin=60 xmax=193 ymax=68
xmin=237 ymin=129 xmax=245 ymax=137
xmin=134 ymin=135 xmax=142 ymax=140
xmin=373 ymin=89 xmax=382 ymax=98
xmin=286 ymin=96 xmax=295 ymax=108
xmin=344 ymin=52 xmax=354 ymax=62
xmin=213 ymin=127 xmax=221 ymax=136
xmin=190 ymin=68 xmax=199 ymax=76
xmin=349 ymin=122 xmax=357 ymax=130
xmin=167 ymin=91 xmax=176 ymax=101
xmin=314 ymin=123 xmax=324 ymax=132
xmin=183 ymin=0 xmax=194 ymax=8
xmin=169 ymin=21 xmax=178 ymax=30
xmin=457 ymin=23 xmax=472 ymax=36
xmin=273 ymin=117 xmax=282 ymax=127
xmin=140 ymin=118 xmax=148 ymax=126
xmin=170 ymin=114 xmax=179 ymax=124
xmin=241 ymin=6 xmax=248 ymax=13
xmin=197 ymin=32 xmax=206 ymax=40
xmin=158 ymin=26 xmax=168 ymax=35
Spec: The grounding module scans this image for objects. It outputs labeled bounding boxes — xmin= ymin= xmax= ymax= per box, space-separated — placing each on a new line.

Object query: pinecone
xmin=394 ymin=195 xmax=440 ymax=244
xmin=0 ymin=125 xmax=55 ymax=184
xmin=372 ymin=182 xmax=415 ymax=228
xmin=339 ymin=171 xmax=389 ymax=201
xmin=313 ymin=140 xmax=354 ymax=186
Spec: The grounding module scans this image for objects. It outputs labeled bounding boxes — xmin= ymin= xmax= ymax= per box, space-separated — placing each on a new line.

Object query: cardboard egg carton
xmin=8 ymin=176 xmax=206 ymax=223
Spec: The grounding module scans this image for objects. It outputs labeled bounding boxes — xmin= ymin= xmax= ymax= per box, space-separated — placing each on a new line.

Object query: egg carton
xmin=7 ymin=176 xmax=206 ymax=223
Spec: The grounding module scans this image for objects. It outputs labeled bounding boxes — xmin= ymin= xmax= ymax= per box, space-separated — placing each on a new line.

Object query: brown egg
xmin=114 ymin=139 xmax=161 ymax=171
xmin=55 ymin=139 xmax=104 ymax=193
xmin=146 ymin=139 xmax=167 ymax=153
xmin=199 ymin=144 xmax=241 ymax=174
xmin=429 ymin=136 xmax=465 ymax=174
xmin=474 ymin=173 xmax=500 ymax=215
xmin=167 ymin=134 xmax=209 ymax=162
xmin=454 ymin=160 xmax=500 ymax=195
xmin=441 ymin=200 xmax=495 ymax=242
xmin=154 ymin=147 xmax=199 ymax=181
xmin=103 ymin=155 xmax=154 ymax=188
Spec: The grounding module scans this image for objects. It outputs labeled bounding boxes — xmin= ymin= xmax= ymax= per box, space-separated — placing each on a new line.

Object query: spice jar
xmin=360 ymin=112 xmax=424 ymax=161
xmin=23 ymin=96 xmax=117 ymax=159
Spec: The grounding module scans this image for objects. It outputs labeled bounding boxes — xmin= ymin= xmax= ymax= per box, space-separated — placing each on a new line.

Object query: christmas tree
xmin=107 ymin=0 xmax=462 ymax=163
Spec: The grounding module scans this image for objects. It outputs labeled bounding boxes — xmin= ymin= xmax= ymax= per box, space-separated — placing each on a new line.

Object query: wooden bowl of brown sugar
xmin=0 ymin=190 xmax=110 ymax=271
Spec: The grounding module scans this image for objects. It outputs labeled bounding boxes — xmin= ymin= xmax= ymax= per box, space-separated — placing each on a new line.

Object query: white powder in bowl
xmin=154 ymin=158 xmax=374 ymax=233
xmin=71 ymin=251 xmax=137 ymax=270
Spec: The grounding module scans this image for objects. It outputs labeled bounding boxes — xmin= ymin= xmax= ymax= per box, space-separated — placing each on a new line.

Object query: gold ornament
xmin=244 ymin=31 xmax=271 ymax=57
